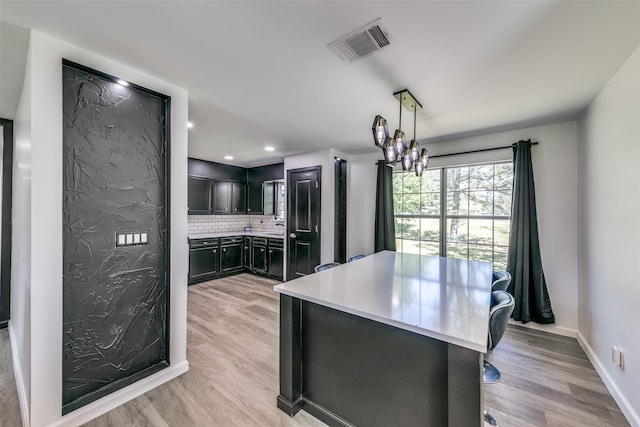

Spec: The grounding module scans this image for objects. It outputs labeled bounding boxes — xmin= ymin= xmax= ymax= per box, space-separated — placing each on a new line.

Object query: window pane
xmin=447 ymin=167 xmax=469 ymax=191
xmin=494 ymin=163 xmax=513 ymax=190
xmin=447 ymin=243 xmax=468 ymax=260
xmin=422 ymin=169 xmax=441 ymax=192
xmin=469 ymin=190 xmax=493 ymax=215
xmin=469 ymin=245 xmax=493 ymax=263
xmin=494 ymin=220 xmax=510 ymax=246
xmin=468 ymin=219 xmax=494 ymax=244
xmin=420 ymin=241 xmax=440 ymax=256
xmin=403 ymin=173 xmax=422 ymax=193
xmin=398 ymin=238 xmax=421 ymax=255
xmin=401 ymin=193 xmax=421 ymax=214
xmin=494 ymin=190 xmax=512 ymax=216
xmin=421 ymin=192 xmax=440 ymax=215
xmin=469 ymin=165 xmax=494 ymax=190
xmin=447 ymin=218 xmax=468 ymax=243
xmin=494 ymin=247 xmax=509 ymax=270
xmin=419 ymin=218 xmax=440 ymax=242
xmin=447 ymin=191 xmax=469 ymax=215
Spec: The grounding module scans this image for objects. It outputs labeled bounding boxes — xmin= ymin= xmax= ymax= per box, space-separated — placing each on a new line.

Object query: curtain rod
xmin=375 ymin=140 xmax=539 ymax=164
xmin=429 ymin=140 xmax=538 ymax=159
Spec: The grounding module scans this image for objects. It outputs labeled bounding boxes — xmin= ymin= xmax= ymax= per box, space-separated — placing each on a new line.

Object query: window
xmin=393 ymin=162 xmax=513 ymax=270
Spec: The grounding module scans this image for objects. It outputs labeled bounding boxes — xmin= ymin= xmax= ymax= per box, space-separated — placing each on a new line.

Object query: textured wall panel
xmin=62 ymin=61 xmax=169 ymax=413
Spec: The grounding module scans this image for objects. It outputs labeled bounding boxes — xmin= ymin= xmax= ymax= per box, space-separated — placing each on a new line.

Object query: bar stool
xmin=491 ymin=271 xmax=512 ymax=292
xmin=484 ymin=290 xmax=515 ymax=426
xmin=314 ymin=262 xmax=340 ymax=273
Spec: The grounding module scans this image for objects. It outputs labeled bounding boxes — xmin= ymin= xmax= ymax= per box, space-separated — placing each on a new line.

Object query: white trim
xmin=8 ymin=322 xmax=30 ymax=427
xmin=508 ymin=319 xmax=577 ymax=338
xmin=577 ymin=333 xmax=639 ymax=427
xmin=47 ymin=360 xmax=189 ymax=427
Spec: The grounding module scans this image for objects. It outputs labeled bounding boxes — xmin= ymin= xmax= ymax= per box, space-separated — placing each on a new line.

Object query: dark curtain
xmin=506 ymin=140 xmax=555 ymax=324
xmin=374 ymin=161 xmax=396 ymax=252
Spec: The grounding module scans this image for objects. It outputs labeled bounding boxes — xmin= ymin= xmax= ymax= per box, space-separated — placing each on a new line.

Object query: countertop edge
xmin=273 ymin=284 xmax=487 ymax=353
xmin=189 ymin=232 xmax=285 ymax=240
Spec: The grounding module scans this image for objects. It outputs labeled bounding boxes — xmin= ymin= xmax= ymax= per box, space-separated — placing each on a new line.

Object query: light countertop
xmin=274 ymin=251 xmax=493 ymax=352
xmin=188 ymin=231 xmax=285 ymax=240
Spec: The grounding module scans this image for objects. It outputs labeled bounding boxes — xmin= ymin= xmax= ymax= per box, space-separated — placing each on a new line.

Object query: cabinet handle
xmin=213 ymin=249 xmax=217 ymax=253
xmin=223 ymin=248 xmax=226 ymax=252
xmin=261 ymin=248 xmax=264 ymax=252
xmin=269 ymin=250 xmax=272 ymax=254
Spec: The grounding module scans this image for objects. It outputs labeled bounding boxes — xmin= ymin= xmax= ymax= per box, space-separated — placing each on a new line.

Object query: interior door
xmin=287 ymin=166 xmax=321 ymax=279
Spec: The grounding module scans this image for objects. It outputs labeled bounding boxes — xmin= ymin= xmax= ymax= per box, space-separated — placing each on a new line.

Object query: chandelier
xmin=372 ymin=89 xmax=429 ymax=176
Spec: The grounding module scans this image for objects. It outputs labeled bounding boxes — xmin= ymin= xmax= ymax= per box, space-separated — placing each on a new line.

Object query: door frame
xmin=286 ymin=165 xmax=321 ymax=281
xmin=0 ymin=118 xmax=13 ymax=329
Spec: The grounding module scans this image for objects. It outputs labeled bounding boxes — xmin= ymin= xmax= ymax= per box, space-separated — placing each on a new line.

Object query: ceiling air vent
xmin=328 ymin=18 xmax=392 ymax=64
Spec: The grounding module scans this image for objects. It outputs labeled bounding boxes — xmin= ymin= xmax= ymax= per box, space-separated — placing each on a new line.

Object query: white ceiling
xmin=1 ymin=1 xmax=639 ymax=167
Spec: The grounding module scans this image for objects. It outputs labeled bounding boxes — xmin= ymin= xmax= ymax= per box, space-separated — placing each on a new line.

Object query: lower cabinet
xmin=267 ymin=239 xmax=284 ymax=281
xmin=188 ymin=239 xmax=220 ymax=285
xmin=189 ymin=235 xmax=284 ymax=285
xmin=251 ymin=238 xmax=268 ymax=274
xmin=221 ymin=237 xmax=244 ymax=273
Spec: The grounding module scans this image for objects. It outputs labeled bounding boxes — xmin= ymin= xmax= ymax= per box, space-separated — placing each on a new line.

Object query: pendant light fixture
xmin=373 ymin=89 xmax=427 ymax=176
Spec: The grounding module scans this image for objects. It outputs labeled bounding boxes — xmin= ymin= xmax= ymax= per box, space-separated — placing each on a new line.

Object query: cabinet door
xmin=251 ymin=244 xmax=267 ymax=273
xmin=221 ymin=243 xmax=244 ymax=272
xmin=188 ymin=177 xmax=211 ymax=215
xmin=247 ymin=182 xmax=264 ymax=214
xmin=244 ymin=237 xmax=251 ymax=268
xmin=211 ymin=181 xmax=230 ymax=214
xmin=268 ymin=247 xmax=284 ymax=280
xmin=231 ymin=182 xmax=246 ymax=214
xmin=263 ymin=182 xmax=275 ymax=216
xmin=189 ymin=246 xmax=219 ymax=282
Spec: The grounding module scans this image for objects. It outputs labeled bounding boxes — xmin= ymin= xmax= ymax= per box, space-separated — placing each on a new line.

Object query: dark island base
xmin=278 ymin=295 xmax=484 ymax=427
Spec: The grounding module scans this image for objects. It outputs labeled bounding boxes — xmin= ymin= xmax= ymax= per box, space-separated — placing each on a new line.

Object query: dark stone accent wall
xmin=62 ymin=61 xmax=170 ymax=413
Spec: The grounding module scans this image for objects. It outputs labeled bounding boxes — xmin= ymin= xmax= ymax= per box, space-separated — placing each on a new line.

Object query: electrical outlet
xmin=612 ymin=346 xmax=624 ymax=369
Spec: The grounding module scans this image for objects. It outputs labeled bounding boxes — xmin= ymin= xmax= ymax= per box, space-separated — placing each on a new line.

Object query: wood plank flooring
xmin=0 ymin=274 xmax=630 ymax=426
xmin=0 ymin=328 xmax=21 ymax=427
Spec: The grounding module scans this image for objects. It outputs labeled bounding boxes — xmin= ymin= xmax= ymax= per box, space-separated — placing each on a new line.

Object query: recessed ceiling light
xmin=224 ymin=155 xmax=234 ymax=160
xmin=265 ymin=146 xmax=275 ymax=151
xmin=187 ymin=122 xmax=194 ymax=129
xmin=116 ymin=79 xmax=129 ymax=86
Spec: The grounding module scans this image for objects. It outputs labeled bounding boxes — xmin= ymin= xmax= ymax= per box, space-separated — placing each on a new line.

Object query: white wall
xmin=348 ymin=122 xmax=579 ymax=335
xmin=577 ymin=45 xmax=640 ymax=425
xmin=10 ymin=35 xmax=33 ymax=427
xmin=10 ymin=30 xmax=189 ymax=427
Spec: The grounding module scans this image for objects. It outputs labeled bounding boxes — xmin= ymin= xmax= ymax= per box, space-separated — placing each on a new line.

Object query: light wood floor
xmin=0 ymin=328 xmax=21 ymax=427
xmin=0 ymin=274 xmax=630 ymax=426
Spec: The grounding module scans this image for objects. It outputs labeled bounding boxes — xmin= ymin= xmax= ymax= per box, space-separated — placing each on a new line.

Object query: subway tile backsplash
xmin=188 ymin=215 xmax=285 ymax=235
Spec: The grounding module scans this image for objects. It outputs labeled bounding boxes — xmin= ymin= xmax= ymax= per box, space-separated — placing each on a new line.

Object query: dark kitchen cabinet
xmin=189 ymin=239 xmax=220 ymax=284
xmin=251 ymin=238 xmax=267 ymax=274
xmin=267 ymin=238 xmax=284 ymax=281
xmin=247 ymin=182 xmax=264 ymax=214
xmin=188 ymin=177 xmax=211 ymax=215
xmin=221 ymin=237 xmax=244 ymax=273
xmin=230 ymin=182 xmax=246 ymax=214
xmin=212 ymin=181 xmax=246 ymax=214
xmin=243 ymin=237 xmax=251 ymax=268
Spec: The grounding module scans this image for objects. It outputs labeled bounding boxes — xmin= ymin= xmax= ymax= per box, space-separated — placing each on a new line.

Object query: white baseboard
xmin=9 ymin=322 xmax=30 ymax=427
xmin=577 ymin=333 xmax=640 ymax=427
xmin=48 ymin=360 xmax=189 ymax=427
xmin=508 ymin=319 xmax=577 ymax=338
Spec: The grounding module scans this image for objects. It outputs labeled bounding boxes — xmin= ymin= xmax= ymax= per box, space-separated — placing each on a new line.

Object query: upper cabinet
xmin=188 ymin=158 xmax=284 ymax=216
xmin=188 ymin=177 xmax=211 ymax=215
xmin=247 ymin=182 xmax=264 ymax=215
xmin=211 ymin=181 xmax=246 ymax=214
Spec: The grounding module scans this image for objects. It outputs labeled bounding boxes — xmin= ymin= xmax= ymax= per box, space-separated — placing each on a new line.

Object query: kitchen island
xmin=274 ymin=250 xmax=493 ymax=427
